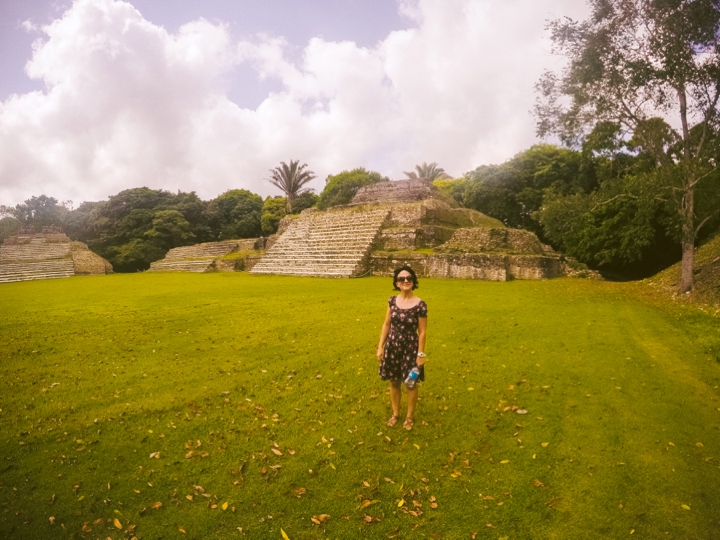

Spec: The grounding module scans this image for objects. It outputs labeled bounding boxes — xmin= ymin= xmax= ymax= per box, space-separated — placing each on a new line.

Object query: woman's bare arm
xmin=376 ymin=306 xmax=392 ymax=360
xmin=416 ymin=316 xmax=427 ymax=366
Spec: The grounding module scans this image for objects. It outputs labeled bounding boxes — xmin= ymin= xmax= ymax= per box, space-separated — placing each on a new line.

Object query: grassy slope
xmin=645 ymin=232 xmax=720 ymax=310
xmin=0 ymin=274 xmax=719 ymax=540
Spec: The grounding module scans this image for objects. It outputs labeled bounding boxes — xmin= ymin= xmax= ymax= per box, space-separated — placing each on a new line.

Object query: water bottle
xmin=404 ymin=367 xmax=420 ymax=389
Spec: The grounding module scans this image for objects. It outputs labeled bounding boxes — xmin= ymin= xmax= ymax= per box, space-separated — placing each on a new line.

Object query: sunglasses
xmin=396 ymin=276 xmax=415 ymax=283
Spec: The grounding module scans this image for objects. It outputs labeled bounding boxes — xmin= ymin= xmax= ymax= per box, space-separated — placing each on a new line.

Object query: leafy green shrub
xmin=205 ymin=189 xmax=263 ymax=240
xmin=317 ymin=168 xmax=388 ymax=209
xmin=261 ymin=196 xmax=286 ymax=235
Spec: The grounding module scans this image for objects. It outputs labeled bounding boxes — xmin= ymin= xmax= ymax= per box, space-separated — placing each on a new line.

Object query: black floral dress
xmin=379 ymin=296 xmax=428 ymax=382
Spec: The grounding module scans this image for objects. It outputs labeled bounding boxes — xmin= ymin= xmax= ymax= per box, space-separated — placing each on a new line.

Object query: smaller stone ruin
xmin=0 ymin=229 xmax=113 ymax=284
xmin=148 ymin=238 xmax=266 ymax=273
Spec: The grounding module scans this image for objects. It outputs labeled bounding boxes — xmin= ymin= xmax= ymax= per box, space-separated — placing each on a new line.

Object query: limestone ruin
xmin=0 ymin=227 xmax=113 ymax=284
xmin=250 ymin=179 xmax=595 ymax=280
xmin=146 ymin=179 xmax=595 ymax=280
xmin=148 ymin=238 xmax=265 ymax=273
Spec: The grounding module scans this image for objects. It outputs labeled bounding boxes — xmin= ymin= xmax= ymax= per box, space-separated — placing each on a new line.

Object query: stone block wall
xmin=377 ymin=226 xmax=456 ymax=250
xmin=436 ymin=227 xmax=549 ymax=255
xmin=352 ymin=179 xmax=439 ymax=204
xmin=70 ymin=242 xmax=113 ymax=274
xmin=370 ymin=252 xmax=561 ymax=281
xmin=370 ymin=253 xmax=508 ymax=281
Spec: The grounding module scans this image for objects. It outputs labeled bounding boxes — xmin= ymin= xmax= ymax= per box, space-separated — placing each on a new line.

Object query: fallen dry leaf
xmin=281 ymin=529 xmax=290 ymax=540
xmin=499 ymin=460 xmax=510 ymax=464
xmin=292 ymin=487 xmax=307 ymax=498
xmin=541 ymin=442 xmax=549 ymax=448
xmin=150 ymin=501 xmax=162 ymax=510
xmin=533 ymin=479 xmax=544 ymax=487
xmin=221 ymin=502 xmax=228 ymax=510
xmin=361 ymin=500 xmax=374 ymax=508
xmin=681 ymin=504 xmax=690 ymax=510
xmin=516 ymin=409 xmax=528 ymax=414
xmin=271 ymin=448 xmax=283 ymax=456
xmin=178 ymin=526 xmax=186 ymax=533
xmin=82 ymin=524 xmax=92 ymax=532
xmin=113 ymin=518 xmax=122 ymax=529
xmin=311 ymin=514 xmax=330 ymax=525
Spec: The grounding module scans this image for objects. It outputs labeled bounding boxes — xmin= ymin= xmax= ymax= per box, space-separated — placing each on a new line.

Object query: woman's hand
xmin=376 ymin=346 xmax=384 ymax=361
xmin=416 ymin=355 xmax=426 ymax=367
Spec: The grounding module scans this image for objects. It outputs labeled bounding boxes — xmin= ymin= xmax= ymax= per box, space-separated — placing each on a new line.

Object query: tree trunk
xmin=679 ymin=181 xmax=694 ymax=294
xmin=677 ymin=85 xmax=694 ymax=294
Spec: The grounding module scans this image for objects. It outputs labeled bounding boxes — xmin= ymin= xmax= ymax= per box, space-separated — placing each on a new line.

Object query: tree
xmin=268 ymin=160 xmax=316 ymax=213
xmin=463 ymin=144 xmax=593 ymax=235
xmin=403 ymin=162 xmax=451 ymax=182
xmin=261 ymin=196 xmax=287 ymax=236
xmin=205 ymin=190 xmax=263 ymax=240
xmin=317 ymin=168 xmax=388 ymax=209
xmin=144 ymin=210 xmax=195 ymax=248
xmin=0 ymin=216 xmax=19 ymax=240
xmin=4 ymin=195 xmax=69 ymax=230
xmin=80 ymin=187 xmax=213 ymax=272
xmin=535 ymin=0 xmax=720 ymax=292
xmin=433 ymin=178 xmax=468 ymax=205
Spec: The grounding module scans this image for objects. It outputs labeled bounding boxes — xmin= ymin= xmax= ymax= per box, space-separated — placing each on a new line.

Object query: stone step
xmin=251 ymin=208 xmax=389 ymax=277
xmin=0 ymin=243 xmax=71 ymax=262
xmin=250 ymin=267 xmax=354 ymax=277
xmin=163 ymin=242 xmax=239 ymax=260
xmin=147 ymin=260 xmax=214 ymax=272
xmin=0 ymin=260 xmax=75 ymax=283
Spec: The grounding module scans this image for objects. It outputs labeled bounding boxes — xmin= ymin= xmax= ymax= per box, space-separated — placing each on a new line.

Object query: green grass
xmin=1 ymin=274 xmax=719 ymax=540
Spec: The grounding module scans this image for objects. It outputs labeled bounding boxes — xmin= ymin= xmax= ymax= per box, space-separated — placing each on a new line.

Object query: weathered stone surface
xmin=251 ymin=207 xmax=389 ymax=278
xmin=0 ymin=234 xmax=111 ymax=283
xmin=370 ymin=252 xmax=561 ymax=281
xmin=351 ymin=179 xmax=441 ymax=204
xmin=70 ymin=242 xmax=113 ymax=275
xmin=148 ymin=239 xmax=264 ymax=272
xmin=436 ymin=227 xmax=551 ymax=255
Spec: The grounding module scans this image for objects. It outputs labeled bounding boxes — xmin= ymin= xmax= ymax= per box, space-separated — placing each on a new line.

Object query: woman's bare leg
xmin=390 ymin=380 xmax=402 ymax=419
xmin=406 ymin=386 xmax=418 ymax=423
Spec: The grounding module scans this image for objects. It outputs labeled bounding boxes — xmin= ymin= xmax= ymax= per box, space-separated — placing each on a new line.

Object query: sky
xmin=0 ymin=0 xmax=590 ymax=207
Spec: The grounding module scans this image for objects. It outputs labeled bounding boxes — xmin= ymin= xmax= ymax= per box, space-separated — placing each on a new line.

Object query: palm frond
xmin=267 ymin=160 xmax=317 ymax=213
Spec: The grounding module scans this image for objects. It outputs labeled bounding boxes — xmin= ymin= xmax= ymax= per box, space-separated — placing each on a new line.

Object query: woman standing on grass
xmin=376 ymin=266 xmax=428 ymax=431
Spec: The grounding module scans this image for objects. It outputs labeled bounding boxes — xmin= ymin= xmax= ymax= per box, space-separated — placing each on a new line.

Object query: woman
xmin=376 ymin=266 xmax=428 ymax=431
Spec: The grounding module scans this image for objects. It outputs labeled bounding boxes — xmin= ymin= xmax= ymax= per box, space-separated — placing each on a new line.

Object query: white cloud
xmin=20 ymin=19 xmax=40 ymax=32
xmin=0 ymin=0 xmax=589 ymax=206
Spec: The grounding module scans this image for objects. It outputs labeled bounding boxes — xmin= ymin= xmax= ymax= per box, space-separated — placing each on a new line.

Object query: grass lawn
xmin=1 ymin=273 xmax=719 ymax=540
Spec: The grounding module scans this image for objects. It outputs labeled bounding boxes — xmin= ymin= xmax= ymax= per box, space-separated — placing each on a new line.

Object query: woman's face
xmin=396 ymin=271 xmax=415 ymax=292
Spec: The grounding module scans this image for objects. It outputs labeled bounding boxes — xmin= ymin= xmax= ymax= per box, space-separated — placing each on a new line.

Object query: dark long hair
xmin=392 ymin=266 xmax=419 ymax=291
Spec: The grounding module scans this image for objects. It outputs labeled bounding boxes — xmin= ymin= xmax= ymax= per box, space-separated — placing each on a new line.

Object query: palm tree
xmin=268 ymin=160 xmax=316 ymax=213
xmin=403 ymin=162 xmax=451 ymax=182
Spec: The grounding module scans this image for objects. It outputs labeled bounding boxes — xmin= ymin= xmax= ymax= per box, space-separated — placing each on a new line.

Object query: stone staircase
xmin=0 ymin=241 xmax=75 ymax=283
xmin=250 ymin=208 xmax=390 ymax=277
xmin=0 ymin=259 xmax=75 ymax=284
xmin=0 ymin=241 xmax=71 ymax=262
xmin=147 ymin=242 xmax=240 ymax=272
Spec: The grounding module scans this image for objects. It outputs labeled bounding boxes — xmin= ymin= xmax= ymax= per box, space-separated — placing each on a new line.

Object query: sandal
xmin=403 ymin=417 xmax=414 ymax=431
xmin=387 ymin=415 xmax=400 ymax=428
